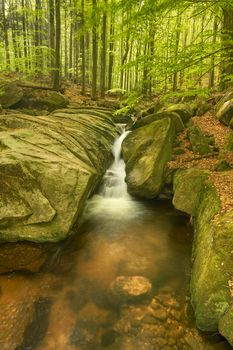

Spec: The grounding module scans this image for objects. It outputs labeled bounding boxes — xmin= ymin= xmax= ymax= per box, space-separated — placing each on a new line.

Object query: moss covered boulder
xmin=187 ymin=125 xmax=212 ymax=155
xmin=122 ymin=118 xmax=175 ymax=198
xmin=219 ymin=307 xmax=233 ymax=347
xmin=0 ymin=111 xmax=118 ymax=245
xmin=226 ymin=132 xmax=233 ymax=151
xmin=130 ymin=111 xmax=184 ymax=133
xmin=216 ymin=99 xmax=233 ymax=126
xmin=0 ymin=80 xmax=23 ymax=108
xmin=164 ymin=104 xmax=193 ymax=123
xmin=173 ymin=169 xmax=233 ymax=333
xmin=172 ymin=168 xmax=210 ymax=216
xmin=191 ymin=193 xmax=233 ymax=332
xmin=15 ymin=90 xmax=69 ymax=111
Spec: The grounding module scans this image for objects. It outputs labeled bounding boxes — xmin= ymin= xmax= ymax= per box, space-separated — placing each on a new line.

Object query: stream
xmin=0 ymin=128 xmax=232 ymax=350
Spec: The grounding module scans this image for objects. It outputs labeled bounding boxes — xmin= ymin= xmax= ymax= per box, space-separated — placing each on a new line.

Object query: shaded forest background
xmin=1 ymin=0 xmax=233 ymax=99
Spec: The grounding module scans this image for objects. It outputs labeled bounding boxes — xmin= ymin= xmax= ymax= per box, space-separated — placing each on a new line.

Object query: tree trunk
xmin=81 ymin=0 xmax=86 ymax=95
xmin=100 ymin=0 xmax=107 ymax=98
xmin=22 ymin=0 xmax=28 ymax=69
xmin=53 ymin=0 xmax=61 ymax=91
xmin=108 ymin=10 xmax=114 ymax=90
xmin=209 ymin=17 xmax=218 ymax=88
xmin=2 ymin=0 xmax=11 ymax=69
xmin=221 ymin=6 xmax=233 ymax=87
xmin=49 ymin=0 xmax=55 ymax=76
xmin=92 ymin=0 xmax=98 ymax=99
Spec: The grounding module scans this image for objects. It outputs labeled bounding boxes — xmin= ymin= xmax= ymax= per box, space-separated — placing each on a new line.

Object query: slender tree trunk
xmin=2 ymin=0 xmax=11 ymax=69
xmin=92 ymin=0 xmax=98 ymax=99
xmin=209 ymin=17 xmax=218 ymax=88
xmin=53 ymin=0 xmax=61 ymax=91
xmin=221 ymin=6 xmax=233 ymax=87
xmin=81 ymin=0 xmax=86 ymax=95
xmin=108 ymin=10 xmax=114 ymax=90
xmin=100 ymin=0 xmax=107 ymax=98
xmin=22 ymin=0 xmax=28 ymax=69
xmin=49 ymin=0 xmax=55 ymax=77
xmin=173 ymin=12 xmax=181 ymax=92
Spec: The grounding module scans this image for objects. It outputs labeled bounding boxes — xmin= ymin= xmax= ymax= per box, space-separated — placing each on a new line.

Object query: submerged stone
xmin=110 ymin=276 xmax=152 ymax=302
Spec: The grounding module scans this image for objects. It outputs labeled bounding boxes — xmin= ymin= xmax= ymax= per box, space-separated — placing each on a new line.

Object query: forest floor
xmin=167 ymin=111 xmax=233 ymax=215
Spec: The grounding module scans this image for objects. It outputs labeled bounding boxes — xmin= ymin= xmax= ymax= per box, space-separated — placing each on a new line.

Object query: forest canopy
xmin=1 ymin=0 xmax=233 ymax=98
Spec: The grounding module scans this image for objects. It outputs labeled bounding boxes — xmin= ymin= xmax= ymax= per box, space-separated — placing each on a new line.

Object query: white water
xmin=101 ymin=129 xmax=130 ymax=199
xmin=83 ymin=128 xmax=143 ymax=221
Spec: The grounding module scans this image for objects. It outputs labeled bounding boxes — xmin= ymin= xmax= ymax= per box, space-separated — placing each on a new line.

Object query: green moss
xmin=191 ymin=182 xmax=233 ymax=331
xmin=226 ymin=132 xmax=233 ymax=151
xmin=219 ymin=307 xmax=233 ymax=346
xmin=216 ymin=99 xmax=233 ymax=126
xmin=187 ymin=125 xmax=211 ymax=155
xmin=172 ymin=168 xmax=210 ymax=216
xmin=123 ymin=118 xmax=175 ymax=198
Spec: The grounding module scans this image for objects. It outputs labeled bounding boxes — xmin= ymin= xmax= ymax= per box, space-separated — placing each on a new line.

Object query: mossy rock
xmin=216 ymin=99 xmax=233 ymax=126
xmin=187 ymin=125 xmax=211 ymax=155
xmin=164 ymin=103 xmax=193 ymax=123
xmin=191 ymin=186 xmax=233 ymax=331
xmin=215 ymin=91 xmax=233 ymax=114
xmin=0 ymin=112 xmax=118 ymax=244
xmin=230 ymin=116 xmax=233 ymax=129
xmin=173 ymin=148 xmax=185 ymax=155
xmin=130 ymin=111 xmax=184 ymax=133
xmin=172 ymin=168 xmax=210 ymax=216
xmin=122 ymin=118 xmax=175 ymax=198
xmin=173 ymin=170 xmax=233 ymax=332
xmin=0 ymin=80 xmax=23 ymax=108
xmin=225 ymin=132 xmax=233 ymax=151
xmin=14 ymin=90 xmax=69 ymax=111
xmin=214 ymin=160 xmax=232 ymax=172
xmin=190 ymin=98 xmax=209 ymax=116
xmin=219 ymin=307 xmax=233 ymax=347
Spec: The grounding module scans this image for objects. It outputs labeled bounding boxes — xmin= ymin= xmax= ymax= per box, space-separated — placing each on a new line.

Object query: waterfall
xmin=83 ymin=128 xmax=143 ymax=222
xmin=101 ymin=129 xmax=130 ymax=199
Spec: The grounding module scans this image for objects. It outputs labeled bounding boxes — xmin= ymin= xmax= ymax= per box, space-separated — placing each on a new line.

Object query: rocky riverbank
xmin=0 ymin=99 xmax=119 ymax=273
xmin=122 ymin=91 xmax=233 ymax=346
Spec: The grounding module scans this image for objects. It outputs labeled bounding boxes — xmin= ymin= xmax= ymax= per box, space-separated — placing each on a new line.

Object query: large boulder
xmin=172 ymin=168 xmax=210 ymax=216
xmin=187 ymin=125 xmax=212 ymax=155
xmin=164 ymin=104 xmax=193 ymax=123
xmin=122 ymin=118 xmax=175 ymax=198
xmin=172 ymin=169 xmax=233 ymax=336
xmin=0 ymin=111 xmax=118 ymax=245
xmin=0 ymin=80 xmax=23 ymax=108
xmin=130 ymin=111 xmax=184 ymax=133
xmin=14 ymin=90 xmax=68 ymax=112
xmin=215 ymin=99 xmax=233 ymax=126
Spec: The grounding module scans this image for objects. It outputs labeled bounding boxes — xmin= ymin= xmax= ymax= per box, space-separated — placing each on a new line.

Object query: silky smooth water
xmin=0 ymin=131 xmax=231 ymax=350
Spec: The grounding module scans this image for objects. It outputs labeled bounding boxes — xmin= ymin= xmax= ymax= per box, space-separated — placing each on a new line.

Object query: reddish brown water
xmin=0 ymin=199 xmax=231 ymax=350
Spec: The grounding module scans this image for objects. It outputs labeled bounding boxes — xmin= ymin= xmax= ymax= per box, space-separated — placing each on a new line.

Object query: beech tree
xmin=0 ymin=0 xmax=233 ymax=95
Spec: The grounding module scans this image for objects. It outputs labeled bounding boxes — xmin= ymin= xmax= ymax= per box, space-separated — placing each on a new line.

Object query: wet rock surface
xmin=110 ymin=276 xmax=152 ymax=302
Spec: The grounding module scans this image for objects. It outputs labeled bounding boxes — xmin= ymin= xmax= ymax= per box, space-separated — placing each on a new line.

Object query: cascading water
xmin=83 ymin=127 xmax=143 ymax=221
xmin=101 ymin=129 xmax=130 ymax=199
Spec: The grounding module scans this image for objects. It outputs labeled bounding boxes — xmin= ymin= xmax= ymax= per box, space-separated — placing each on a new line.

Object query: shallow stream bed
xmin=0 ymin=130 xmax=232 ymax=350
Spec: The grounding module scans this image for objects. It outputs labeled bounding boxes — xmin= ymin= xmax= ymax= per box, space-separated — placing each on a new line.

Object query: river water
xmin=0 ymin=129 xmax=231 ymax=350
